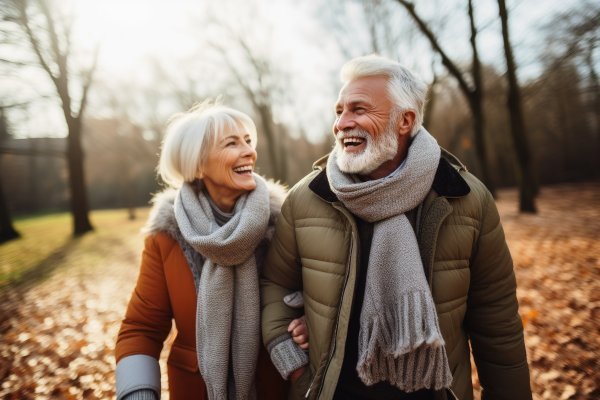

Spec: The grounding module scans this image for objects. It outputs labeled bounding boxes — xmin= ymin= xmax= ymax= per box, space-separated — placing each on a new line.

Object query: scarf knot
xmin=327 ymin=129 xmax=452 ymax=391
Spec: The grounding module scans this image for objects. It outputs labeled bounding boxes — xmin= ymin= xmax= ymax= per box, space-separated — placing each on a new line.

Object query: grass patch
xmin=0 ymin=208 xmax=149 ymax=290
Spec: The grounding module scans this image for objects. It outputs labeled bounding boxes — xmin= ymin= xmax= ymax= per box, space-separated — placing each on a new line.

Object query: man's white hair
xmin=340 ymin=54 xmax=428 ymax=137
xmin=158 ymin=100 xmax=257 ymax=188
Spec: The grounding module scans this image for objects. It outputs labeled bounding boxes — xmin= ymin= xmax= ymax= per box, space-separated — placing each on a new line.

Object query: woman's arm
xmin=115 ymin=234 xmax=174 ymax=399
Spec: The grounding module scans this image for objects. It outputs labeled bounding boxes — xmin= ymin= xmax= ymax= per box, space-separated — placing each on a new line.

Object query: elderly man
xmin=261 ymin=55 xmax=532 ymax=400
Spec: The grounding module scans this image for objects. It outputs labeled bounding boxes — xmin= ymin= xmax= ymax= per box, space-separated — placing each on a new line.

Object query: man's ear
xmin=396 ymin=110 xmax=416 ymax=136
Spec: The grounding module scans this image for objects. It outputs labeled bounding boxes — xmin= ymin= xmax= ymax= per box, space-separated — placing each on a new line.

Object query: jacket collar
xmin=308 ymin=152 xmax=471 ymax=202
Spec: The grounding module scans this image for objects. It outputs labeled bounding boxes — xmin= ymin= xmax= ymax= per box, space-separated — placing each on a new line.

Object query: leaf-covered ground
xmin=0 ymin=183 xmax=598 ymax=399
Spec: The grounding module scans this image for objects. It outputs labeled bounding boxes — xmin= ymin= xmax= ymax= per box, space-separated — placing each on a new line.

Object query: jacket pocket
xmin=167 ymin=344 xmax=199 ymax=373
xmin=288 ymin=368 xmax=312 ymax=400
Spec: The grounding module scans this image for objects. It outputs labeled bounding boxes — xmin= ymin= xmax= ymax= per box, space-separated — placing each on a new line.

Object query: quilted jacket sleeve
xmin=260 ymin=193 xmax=308 ymax=378
xmin=465 ymin=184 xmax=532 ymax=400
xmin=116 ymin=234 xmax=174 ymax=362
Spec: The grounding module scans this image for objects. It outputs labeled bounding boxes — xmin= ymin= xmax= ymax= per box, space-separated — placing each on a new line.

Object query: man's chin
xmin=336 ymin=152 xmax=375 ymax=175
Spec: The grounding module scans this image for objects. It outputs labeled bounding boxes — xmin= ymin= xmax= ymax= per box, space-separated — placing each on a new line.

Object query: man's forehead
xmin=336 ymin=76 xmax=388 ymax=106
xmin=336 ymin=87 xmax=372 ymax=107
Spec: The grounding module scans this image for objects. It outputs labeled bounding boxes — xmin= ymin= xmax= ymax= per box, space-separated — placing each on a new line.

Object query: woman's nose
xmin=242 ymin=142 xmax=257 ymax=159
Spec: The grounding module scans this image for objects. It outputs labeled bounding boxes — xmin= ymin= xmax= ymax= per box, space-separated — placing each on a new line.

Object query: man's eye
xmin=335 ymin=110 xmax=342 ymax=116
xmin=355 ymin=108 xmax=365 ymax=114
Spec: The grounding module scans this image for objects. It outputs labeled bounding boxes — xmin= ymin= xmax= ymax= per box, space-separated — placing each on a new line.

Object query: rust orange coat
xmin=116 ymin=184 xmax=288 ymax=400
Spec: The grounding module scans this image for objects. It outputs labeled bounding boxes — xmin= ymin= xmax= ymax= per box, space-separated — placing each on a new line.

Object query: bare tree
xmin=7 ymin=0 xmax=98 ymax=234
xmin=395 ymin=0 xmax=495 ymax=194
xmin=497 ymin=0 xmax=536 ymax=212
xmin=206 ymin=14 xmax=290 ymax=182
xmin=0 ymin=107 xmax=20 ymax=243
xmin=541 ymin=2 xmax=599 ymax=160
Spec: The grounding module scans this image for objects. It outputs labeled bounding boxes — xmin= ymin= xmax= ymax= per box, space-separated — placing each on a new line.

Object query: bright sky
xmin=3 ymin=0 xmax=584 ymax=139
xmin=73 ymin=0 xmax=202 ymax=76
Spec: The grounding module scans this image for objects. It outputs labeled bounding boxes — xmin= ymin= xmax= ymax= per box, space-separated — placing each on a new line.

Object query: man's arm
xmin=260 ymin=195 xmax=309 ymax=379
xmin=465 ymin=186 xmax=532 ymax=400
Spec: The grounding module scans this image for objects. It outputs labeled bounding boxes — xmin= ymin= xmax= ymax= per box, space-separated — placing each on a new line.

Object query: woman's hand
xmin=287 ymin=315 xmax=308 ymax=350
xmin=289 ymin=366 xmax=306 ymax=384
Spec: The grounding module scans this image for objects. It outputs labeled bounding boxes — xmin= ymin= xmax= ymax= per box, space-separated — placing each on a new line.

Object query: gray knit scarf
xmin=174 ymin=175 xmax=270 ymax=400
xmin=327 ymin=128 xmax=453 ymax=392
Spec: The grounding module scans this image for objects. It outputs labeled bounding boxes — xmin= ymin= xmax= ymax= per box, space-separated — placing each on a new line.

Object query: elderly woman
xmin=115 ymin=102 xmax=305 ymax=400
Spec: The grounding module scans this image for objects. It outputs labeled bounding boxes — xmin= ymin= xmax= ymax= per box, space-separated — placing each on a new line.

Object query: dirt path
xmin=0 ymin=183 xmax=598 ymax=399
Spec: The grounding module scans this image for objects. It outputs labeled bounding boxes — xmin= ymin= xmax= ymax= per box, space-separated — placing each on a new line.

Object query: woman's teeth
xmin=233 ymin=165 xmax=253 ymax=174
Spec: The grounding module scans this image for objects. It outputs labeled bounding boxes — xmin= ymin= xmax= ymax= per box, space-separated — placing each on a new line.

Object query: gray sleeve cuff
xmin=122 ymin=389 xmax=158 ymax=400
xmin=283 ymin=291 xmax=305 ymax=309
xmin=116 ymin=355 xmax=161 ymax=400
xmin=267 ymin=334 xmax=309 ymax=380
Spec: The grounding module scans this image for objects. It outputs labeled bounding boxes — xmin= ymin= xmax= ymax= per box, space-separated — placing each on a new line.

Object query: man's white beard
xmin=334 ymin=126 xmax=399 ymax=175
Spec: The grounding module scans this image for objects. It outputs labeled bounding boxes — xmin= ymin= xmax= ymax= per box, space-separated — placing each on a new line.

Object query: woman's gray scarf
xmin=326 ymin=129 xmax=453 ymax=392
xmin=174 ymin=175 xmax=270 ymax=400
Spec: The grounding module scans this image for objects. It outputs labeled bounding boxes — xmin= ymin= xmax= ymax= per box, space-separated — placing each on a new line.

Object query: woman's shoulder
xmin=264 ymin=178 xmax=287 ymax=220
xmin=142 ymin=188 xmax=179 ymax=237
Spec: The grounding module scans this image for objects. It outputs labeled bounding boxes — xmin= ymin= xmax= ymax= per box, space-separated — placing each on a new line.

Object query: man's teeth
xmin=343 ymin=137 xmax=365 ymax=146
xmin=233 ymin=165 xmax=253 ymax=173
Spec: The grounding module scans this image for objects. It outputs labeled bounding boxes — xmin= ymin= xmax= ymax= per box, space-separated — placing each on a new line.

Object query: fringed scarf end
xmin=357 ymin=290 xmax=453 ymax=392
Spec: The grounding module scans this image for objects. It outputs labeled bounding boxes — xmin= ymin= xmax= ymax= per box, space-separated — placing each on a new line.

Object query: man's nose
xmin=335 ymin=111 xmax=356 ymax=133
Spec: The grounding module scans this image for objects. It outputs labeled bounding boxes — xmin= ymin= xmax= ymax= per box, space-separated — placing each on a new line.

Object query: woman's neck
xmin=204 ymin=186 xmax=239 ymax=213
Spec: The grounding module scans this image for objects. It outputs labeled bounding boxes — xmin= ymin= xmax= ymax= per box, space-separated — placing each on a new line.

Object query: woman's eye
xmin=245 ymin=138 xmax=252 ymax=145
xmin=225 ymin=141 xmax=236 ymax=147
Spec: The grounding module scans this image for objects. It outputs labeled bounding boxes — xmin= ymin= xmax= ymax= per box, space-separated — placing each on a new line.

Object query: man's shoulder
xmin=280 ymin=167 xmax=339 ymax=222
xmin=286 ymin=169 xmax=322 ymax=200
xmin=440 ymin=149 xmax=490 ymax=200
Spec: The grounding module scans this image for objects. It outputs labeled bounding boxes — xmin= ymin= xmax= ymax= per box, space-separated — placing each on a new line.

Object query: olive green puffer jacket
xmin=261 ymin=150 xmax=532 ymax=400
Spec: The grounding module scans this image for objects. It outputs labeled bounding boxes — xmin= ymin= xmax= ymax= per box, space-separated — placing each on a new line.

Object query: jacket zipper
xmin=307 ymin=238 xmax=353 ymax=399
xmin=306 ymin=204 xmax=357 ymax=399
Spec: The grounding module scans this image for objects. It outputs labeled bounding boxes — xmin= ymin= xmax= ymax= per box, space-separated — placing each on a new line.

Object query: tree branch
xmin=76 ymin=45 xmax=100 ymax=119
xmin=16 ymin=0 xmax=58 ymax=85
xmin=394 ymin=0 xmax=473 ymax=96
xmin=468 ymin=0 xmax=482 ymax=98
xmin=208 ymin=40 xmax=260 ymax=109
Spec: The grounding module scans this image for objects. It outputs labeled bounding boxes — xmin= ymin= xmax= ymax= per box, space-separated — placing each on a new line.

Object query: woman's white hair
xmin=158 ymin=100 xmax=257 ymax=188
xmin=340 ymin=54 xmax=428 ymax=136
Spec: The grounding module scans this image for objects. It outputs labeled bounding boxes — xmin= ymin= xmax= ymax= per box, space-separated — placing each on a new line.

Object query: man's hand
xmin=288 ymin=315 xmax=309 ymax=349
xmin=289 ymin=366 xmax=306 ymax=384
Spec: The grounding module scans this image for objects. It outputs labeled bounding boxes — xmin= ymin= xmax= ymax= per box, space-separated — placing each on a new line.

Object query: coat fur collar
xmin=143 ymin=178 xmax=287 ymax=238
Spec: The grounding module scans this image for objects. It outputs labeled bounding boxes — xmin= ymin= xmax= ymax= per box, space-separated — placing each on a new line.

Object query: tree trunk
xmin=0 ymin=109 xmax=19 ymax=243
xmin=0 ymin=164 xmax=20 ymax=243
xmin=17 ymin=0 xmax=97 ymax=234
xmin=498 ymin=0 xmax=537 ymax=212
xmin=468 ymin=0 xmax=495 ymax=195
xmin=395 ymin=0 xmax=495 ymax=193
xmin=468 ymin=94 xmax=495 ymax=194
xmin=423 ymin=70 xmax=437 ymax=128
xmin=585 ymin=37 xmax=600 ymax=177
xmin=257 ymin=105 xmax=287 ymax=182
xmin=66 ymin=116 xmax=93 ymax=235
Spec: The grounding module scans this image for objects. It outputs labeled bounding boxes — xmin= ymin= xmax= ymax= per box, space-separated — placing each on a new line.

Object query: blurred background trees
xmin=0 ymin=0 xmax=597 ymax=239
xmin=3 ymin=0 xmax=98 ymax=234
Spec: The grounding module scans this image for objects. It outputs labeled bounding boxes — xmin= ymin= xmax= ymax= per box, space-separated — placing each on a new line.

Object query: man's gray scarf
xmin=327 ymin=129 xmax=453 ymax=392
xmin=174 ymin=175 xmax=270 ymax=400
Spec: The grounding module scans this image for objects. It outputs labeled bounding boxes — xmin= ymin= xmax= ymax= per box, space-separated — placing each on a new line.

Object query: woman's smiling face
xmin=199 ymin=126 xmax=258 ymax=206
